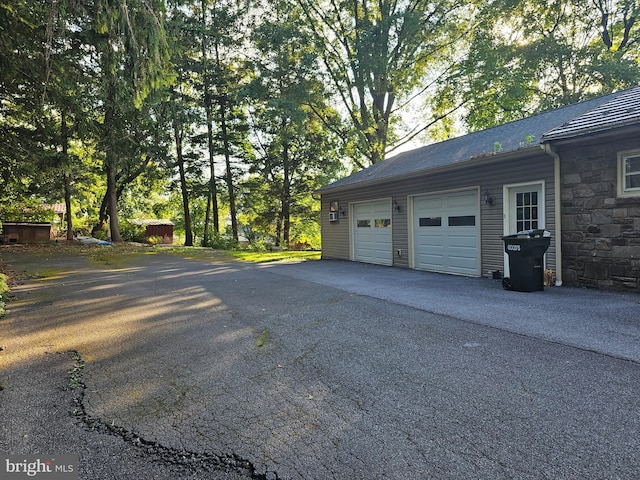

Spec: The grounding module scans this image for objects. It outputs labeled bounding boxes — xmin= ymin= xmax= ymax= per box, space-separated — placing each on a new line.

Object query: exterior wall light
xmin=483 ymin=189 xmax=494 ymax=206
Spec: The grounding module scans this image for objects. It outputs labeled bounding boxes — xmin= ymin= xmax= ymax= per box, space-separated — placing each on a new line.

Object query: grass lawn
xmin=0 ymin=243 xmax=321 ymax=272
xmin=158 ymin=246 xmax=320 ymax=263
xmin=228 ymin=250 xmax=321 ymax=263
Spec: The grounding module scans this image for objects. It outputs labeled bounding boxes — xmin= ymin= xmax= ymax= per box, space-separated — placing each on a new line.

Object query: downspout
xmin=542 ymin=143 xmax=563 ymax=286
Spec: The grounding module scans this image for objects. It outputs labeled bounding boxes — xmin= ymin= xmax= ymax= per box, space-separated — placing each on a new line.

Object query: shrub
xmin=120 ymin=222 xmax=147 ymax=243
xmin=147 ymin=235 xmax=163 ymax=245
xmin=0 ymin=273 xmax=8 ymax=318
xmin=203 ymin=233 xmax=238 ymax=250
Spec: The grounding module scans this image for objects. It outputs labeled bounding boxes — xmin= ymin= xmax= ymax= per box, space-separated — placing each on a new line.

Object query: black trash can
xmin=502 ymin=229 xmax=551 ymax=292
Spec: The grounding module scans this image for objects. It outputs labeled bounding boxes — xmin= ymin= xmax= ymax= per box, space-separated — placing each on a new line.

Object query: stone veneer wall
xmin=560 ymin=139 xmax=640 ymax=291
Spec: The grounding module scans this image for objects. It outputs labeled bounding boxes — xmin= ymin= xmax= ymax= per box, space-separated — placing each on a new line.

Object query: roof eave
xmin=542 ymin=122 xmax=640 ymax=144
xmin=317 ymin=146 xmax=541 ymax=195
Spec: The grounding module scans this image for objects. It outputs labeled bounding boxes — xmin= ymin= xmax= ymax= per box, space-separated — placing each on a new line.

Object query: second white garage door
xmin=412 ymin=190 xmax=480 ymax=276
xmin=353 ymin=200 xmax=393 ymax=266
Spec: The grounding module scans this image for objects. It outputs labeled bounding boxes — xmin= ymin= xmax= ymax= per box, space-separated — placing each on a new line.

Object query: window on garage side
xmin=419 ymin=217 xmax=442 ymax=227
xmin=619 ymin=150 xmax=640 ymax=197
xmin=448 ymin=215 xmax=476 ymax=227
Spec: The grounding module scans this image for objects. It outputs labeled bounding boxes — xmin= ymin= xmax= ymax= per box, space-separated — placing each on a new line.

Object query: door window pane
xmin=357 ymin=219 xmax=371 ymax=228
xmin=516 ymin=190 xmax=539 ymax=232
xmin=375 ymin=218 xmax=391 ymax=228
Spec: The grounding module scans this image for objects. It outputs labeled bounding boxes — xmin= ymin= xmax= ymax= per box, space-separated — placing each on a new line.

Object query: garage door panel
xmin=448 ymin=231 xmax=477 ymax=248
xmin=446 ymin=192 xmax=477 ymax=209
xmin=415 ymin=196 xmax=442 ymax=210
xmin=417 ymin=254 xmax=445 ymax=269
xmin=449 ymin=255 xmax=476 ymax=267
xmin=353 ymin=200 xmax=392 ymax=266
xmin=413 ymin=190 xmax=480 ymax=276
xmin=448 ymin=259 xmax=477 ymax=274
xmin=418 ymin=232 xmax=444 ymax=246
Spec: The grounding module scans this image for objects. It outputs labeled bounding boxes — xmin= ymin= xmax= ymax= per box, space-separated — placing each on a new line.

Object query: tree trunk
xmin=205 ymin=108 xmax=219 ymax=239
xmin=204 ymin=193 xmax=212 ymax=247
xmin=64 ymin=173 xmax=73 ymax=240
xmin=101 ymin=48 xmax=122 ymax=243
xmin=106 ymin=159 xmax=122 ymax=242
xmin=60 ymin=109 xmax=73 ymax=240
xmin=173 ymin=114 xmax=193 ymax=246
xmin=219 ymin=92 xmax=238 ymax=242
xmin=201 ymin=0 xmax=219 ymax=246
xmin=282 ymin=141 xmax=291 ymax=247
xmin=274 ymin=216 xmax=282 ymax=247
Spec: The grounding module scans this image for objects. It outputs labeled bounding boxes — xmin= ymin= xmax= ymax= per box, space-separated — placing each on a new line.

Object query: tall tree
xmin=203 ymin=0 xmax=250 ymax=243
xmin=199 ymin=0 xmax=220 ymax=243
xmin=435 ymin=0 xmax=640 ymax=133
xmin=0 ymin=1 xmax=56 ymax=212
xmin=92 ymin=0 xmax=172 ymax=241
xmin=42 ymin=0 xmax=99 ymax=240
xmin=295 ymin=0 xmax=471 ymax=167
xmin=0 ymin=0 xmax=94 ymax=238
xmin=165 ymin=1 xmax=204 ymax=246
xmin=246 ymin=0 xmax=344 ymax=246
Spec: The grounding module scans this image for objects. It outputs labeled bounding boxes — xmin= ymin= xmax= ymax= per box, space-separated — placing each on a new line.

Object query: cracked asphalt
xmin=1 ymin=246 xmax=640 ymax=479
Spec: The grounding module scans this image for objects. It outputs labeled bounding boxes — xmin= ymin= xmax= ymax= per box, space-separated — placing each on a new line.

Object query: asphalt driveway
xmin=264 ymin=259 xmax=640 ymax=363
xmin=1 ymin=248 xmax=640 ymax=479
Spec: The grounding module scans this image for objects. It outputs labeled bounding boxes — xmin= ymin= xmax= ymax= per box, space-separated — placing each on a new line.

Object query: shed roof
xmin=130 ymin=219 xmax=174 ymax=226
xmin=42 ymin=203 xmax=66 ymax=215
xmin=319 ymin=86 xmax=640 ymax=193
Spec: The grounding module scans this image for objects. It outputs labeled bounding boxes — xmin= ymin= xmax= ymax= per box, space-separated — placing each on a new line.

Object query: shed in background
xmin=131 ymin=219 xmax=174 ymax=244
xmin=1 ymin=222 xmax=52 ymax=244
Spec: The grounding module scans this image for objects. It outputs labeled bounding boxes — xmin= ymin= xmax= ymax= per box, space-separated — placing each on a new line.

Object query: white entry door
xmin=504 ymin=183 xmax=545 ymax=277
xmin=353 ymin=200 xmax=393 ymax=266
xmin=412 ymin=190 xmax=480 ymax=276
xmin=507 ymin=183 xmax=544 ymax=234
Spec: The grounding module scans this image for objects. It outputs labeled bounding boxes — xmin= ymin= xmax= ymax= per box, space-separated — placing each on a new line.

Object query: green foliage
xmin=4 ymin=0 xmax=640 ymax=257
xmin=433 ymin=0 xmax=640 ymax=132
xmin=147 ymin=236 xmax=164 ymax=246
xmin=119 ymin=222 xmax=147 ymax=243
xmin=202 ymin=232 xmax=238 ymax=250
xmin=0 ymin=273 xmax=8 ymax=317
xmin=229 ymin=250 xmax=321 ymax=263
xmin=256 ymin=329 xmax=269 ymax=348
xmin=295 ymin=0 xmax=470 ymax=166
xmin=243 ymin=1 xmax=344 ymax=248
xmin=0 ymin=274 xmax=8 ymax=296
xmin=68 ymin=354 xmax=85 ymax=389
xmin=92 ymin=228 xmax=110 ymax=241
xmin=0 ymin=204 xmax=56 ymax=223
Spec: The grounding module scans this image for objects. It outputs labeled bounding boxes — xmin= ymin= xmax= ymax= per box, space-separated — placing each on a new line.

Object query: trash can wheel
xmin=502 ymin=277 xmax=513 ymax=291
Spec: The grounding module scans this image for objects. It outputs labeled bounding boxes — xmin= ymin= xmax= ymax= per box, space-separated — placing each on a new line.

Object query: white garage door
xmin=413 ymin=190 xmax=480 ymax=276
xmin=353 ymin=200 xmax=393 ymax=266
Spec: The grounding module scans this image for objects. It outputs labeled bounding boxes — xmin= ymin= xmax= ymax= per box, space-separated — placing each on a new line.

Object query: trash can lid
xmin=515 ymin=229 xmax=551 ymax=238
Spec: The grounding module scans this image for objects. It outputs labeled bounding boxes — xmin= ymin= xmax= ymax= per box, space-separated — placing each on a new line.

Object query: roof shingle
xmin=541 ymin=85 xmax=640 ymax=141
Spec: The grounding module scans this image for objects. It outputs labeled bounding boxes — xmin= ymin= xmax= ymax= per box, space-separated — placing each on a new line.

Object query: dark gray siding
xmin=321 ymin=153 xmax=557 ymax=278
